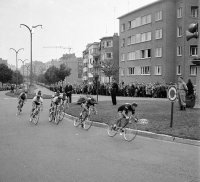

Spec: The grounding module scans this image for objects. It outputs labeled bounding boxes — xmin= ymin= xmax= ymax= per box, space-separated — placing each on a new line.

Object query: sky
xmin=0 ymin=0 xmax=157 ymax=67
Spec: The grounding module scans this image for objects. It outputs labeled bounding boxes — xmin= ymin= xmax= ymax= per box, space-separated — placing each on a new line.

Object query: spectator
xmin=177 ymin=76 xmax=188 ymax=111
xmin=65 ymin=82 xmax=73 ymax=103
xmin=110 ymin=79 xmax=118 ymax=105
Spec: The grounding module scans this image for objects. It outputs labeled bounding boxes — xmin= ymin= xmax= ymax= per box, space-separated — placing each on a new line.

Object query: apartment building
xmin=100 ymin=33 xmax=119 ymax=83
xmin=82 ymin=33 xmax=119 ymax=84
xmin=118 ymin=0 xmax=198 ymax=85
xmin=82 ymin=42 xmax=100 ymax=84
xmin=0 ymin=58 xmax=7 ymax=65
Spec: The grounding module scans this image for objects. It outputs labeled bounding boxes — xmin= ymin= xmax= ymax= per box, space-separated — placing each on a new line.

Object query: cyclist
xmin=79 ymin=97 xmax=97 ymax=126
xmin=61 ymin=93 xmax=69 ymax=112
xmin=50 ymin=93 xmax=63 ymax=112
xmin=30 ymin=90 xmax=43 ymax=118
xmin=112 ymin=102 xmax=138 ymax=131
xmin=17 ymin=90 xmax=27 ymax=112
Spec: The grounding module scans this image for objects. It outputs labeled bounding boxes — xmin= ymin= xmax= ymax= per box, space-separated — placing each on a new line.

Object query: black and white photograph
xmin=0 ymin=0 xmax=199 ymax=181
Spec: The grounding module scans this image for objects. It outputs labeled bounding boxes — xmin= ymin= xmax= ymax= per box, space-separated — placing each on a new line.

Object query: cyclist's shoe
xmin=81 ymin=123 xmax=84 ymax=128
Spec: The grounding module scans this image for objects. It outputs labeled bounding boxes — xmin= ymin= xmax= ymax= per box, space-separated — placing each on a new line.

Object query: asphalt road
xmin=0 ymin=91 xmax=199 ymax=182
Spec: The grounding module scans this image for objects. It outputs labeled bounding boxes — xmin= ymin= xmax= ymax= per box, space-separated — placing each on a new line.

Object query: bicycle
xmin=58 ymin=99 xmax=69 ymax=122
xmin=107 ymin=115 xmax=138 ymax=142
xmin=17 ymin=100 xmax=24 ymax=115
xmin=48 ymin=103 xmax=64 ymax=125
xmin=74 ymin=105 xmax=97 ymax=130
xmin=30 ymin=104 xmax=42 ymax=125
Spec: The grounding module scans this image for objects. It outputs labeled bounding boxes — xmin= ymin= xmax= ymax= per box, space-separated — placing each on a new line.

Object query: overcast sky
xmin=0 ymin=0 xmax=157 ymax=66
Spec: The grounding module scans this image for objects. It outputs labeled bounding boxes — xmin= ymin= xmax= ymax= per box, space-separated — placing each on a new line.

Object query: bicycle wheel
xmin=48 ymin=109 xmax=54 ymax=122
xmin=74 ymin=117 xmax=81 ymax=127
xmin=58 ymin=106 xmax=65 ymax=121
xmin=107 ymin=125 xmax=118 ymax=137
xmin=83 ymin=117 xmax=93 ymax=130
xmin=31 ymin=111 xmax=40 ymax=125
xmin=123 ymin=122 xmax=138 ymax=142
xmin=54 ymin=110 xmax=60 ymax=125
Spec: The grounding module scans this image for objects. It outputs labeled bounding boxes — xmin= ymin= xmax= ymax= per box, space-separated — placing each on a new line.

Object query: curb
xmin=64 ymin=113 xmax=200 ymax=147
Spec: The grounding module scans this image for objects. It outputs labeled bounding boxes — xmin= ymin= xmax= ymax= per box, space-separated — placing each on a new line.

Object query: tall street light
xmin=24 ymin=65 xmax=30 ymax=83
xmin=10 ymin=48 xmax=24 ymax=87
xmin=20 ymin=24 xmax=42 ymax=86
xmin=18 ymin=59 xmax=28 ymax=86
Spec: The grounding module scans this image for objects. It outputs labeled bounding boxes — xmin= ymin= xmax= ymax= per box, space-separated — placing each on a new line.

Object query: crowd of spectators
xmin=48 ymin=82 xmax=168 ymax=98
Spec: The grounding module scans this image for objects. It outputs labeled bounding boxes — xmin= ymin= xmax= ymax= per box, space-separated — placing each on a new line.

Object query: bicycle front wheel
xmin=83 ymin=117 xmax=93 ymax=130
xmin=107 ymin=125 xmax=118 ymax=137
xmin=31 ymin=113 xmax=39 ymax=125
xmin=48 ymin=110 xmax=54 ymax=122
xmin=54 ymin=110 xmax=60 ymax=125
xmin=74 ymin=118 xmax=81 ymax=127
xmin=58 ymin=109 xmax=65 ymax=121
xmin=123 ymin=122 xmax=138 ymax=142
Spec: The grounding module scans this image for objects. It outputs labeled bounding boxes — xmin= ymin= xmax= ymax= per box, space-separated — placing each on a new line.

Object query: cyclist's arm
xmin=82 ymin=103 xmax=89 ymax=112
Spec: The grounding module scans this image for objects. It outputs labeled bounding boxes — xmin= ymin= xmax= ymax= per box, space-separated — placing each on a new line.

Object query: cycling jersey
xmin=19 ymin=92 xmax=27 ymax=100
xmin=118 ymin=103 xmax=135 ymax=115
xmin=32 ymin=96 xmax=43 ymax=105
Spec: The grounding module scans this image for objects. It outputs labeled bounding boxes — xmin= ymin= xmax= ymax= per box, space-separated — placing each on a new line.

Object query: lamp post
xmin=10 ymin=48 xmax=24 ymax=88
xmin=20 ymin=24 xmax=42 ymax=86
xmin=18 ymin=59 xmax=28 ymax=86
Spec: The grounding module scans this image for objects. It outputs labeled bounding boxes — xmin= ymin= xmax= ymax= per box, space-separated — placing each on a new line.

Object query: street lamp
xmin=24 ymin=65 xmax=30 ymax=82
xmin=18 ymin=59 xmax=28 ymax=86
xmin=20 ymin=24 xmax=42 ymax=86
xmin=10 ymin=48 xmax=24 ymax=87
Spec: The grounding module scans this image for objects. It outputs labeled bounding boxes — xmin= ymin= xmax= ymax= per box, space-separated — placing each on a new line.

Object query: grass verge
xmin=66 ymin=100 xmax=200 ymax=140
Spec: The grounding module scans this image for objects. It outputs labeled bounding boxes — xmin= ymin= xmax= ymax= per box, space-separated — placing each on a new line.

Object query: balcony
xmin=90 ymin=49 xmax=100 ymax=57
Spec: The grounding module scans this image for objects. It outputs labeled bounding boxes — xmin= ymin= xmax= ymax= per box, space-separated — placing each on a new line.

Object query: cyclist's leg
xmin=113 ymin=112 xmax=124 ymax=128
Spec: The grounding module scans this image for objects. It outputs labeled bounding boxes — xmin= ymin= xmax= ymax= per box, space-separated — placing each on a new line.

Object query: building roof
xmin=118 ymin=0 xmax=162 ymax=19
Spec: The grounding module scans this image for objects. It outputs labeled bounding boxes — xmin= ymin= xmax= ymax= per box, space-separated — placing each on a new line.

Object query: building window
xmin=131 ymin=35 xmax=136 ymax=44
xmin=106 ymin=40 xmax=113 ymax=47
xmin=121 ymin=69 xmax=125 ymax=76
xmin=121 ymin=23 xmax=125 ymax=32
xmin=190 ymin=65 xmax=197 ymax=76
xmin=155 ymin=11 xmax=162 ymax=21
xmin=121 ymin=53 xmax=125 ymax=61
xmin=190 ymin=45 xmax=198 ymax=56
xmin=191 ymin=6 xmax=198 ymax=18
xmin=128 ymin=67 xmax=135 ymax=75
xmin=155 ymin=29 xmax=162 ymax=39
xmin=146 ymin=32 xmax=151 ymax=41
xmin=121 ymin=38 xmax=125 ymax=47
xmin=105 ymin=52 xmax=113 ymax=59
xmin=127 ymin=52 xmax=135 ymax=61
xmin=177 ymin=46 xmax=182 ymax=56
xmin=140 ymin=49 xmax=151 ymax=59
xmin=155 ymin=65 xmax=162 ymax=75
xmin=155 ymin=48 xmax=162 ymax=57
xmin=141 ymin=66 xmax=150 ymax=75
xmin=177 ymin=26 xmax=182 ymax=37
xmin=127 ymin=36 xmax=131 ymax=45
xmin=177 ymin=65 xmax=181 ymax=75
xmin=177 ymin=7 xmax=183 ymax=18
xmin=136 ymin=33 xmax=141 ymax=43
xmin=135 ymin=17 xmax=141 ymax=27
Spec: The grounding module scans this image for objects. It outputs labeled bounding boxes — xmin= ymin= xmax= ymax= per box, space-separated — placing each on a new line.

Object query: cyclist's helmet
xmin=131 ymin=102 xmax=138 ymax=107
xmin=36 ymin=90 xmax=42 ymax=99
xmin=56 ymin=90 xmax=60 ymax=96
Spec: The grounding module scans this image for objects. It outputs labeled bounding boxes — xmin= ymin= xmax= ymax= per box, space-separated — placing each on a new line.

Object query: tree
xmin=101 ymin=60 xmax=119 ymax=83
xmin=11 ymin=70 xmax=23 ymax=85
xmin=57 ymin=64 xmax=71 ymax=81
xmin=44 ymin=66 xmax=60 ymax=84
xmin=0 ymin=64 xmax=13 ymax=84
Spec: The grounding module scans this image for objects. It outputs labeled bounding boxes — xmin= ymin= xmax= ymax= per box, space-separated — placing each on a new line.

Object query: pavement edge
xmin=64 ymin=113 xmax=200 ymax=147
